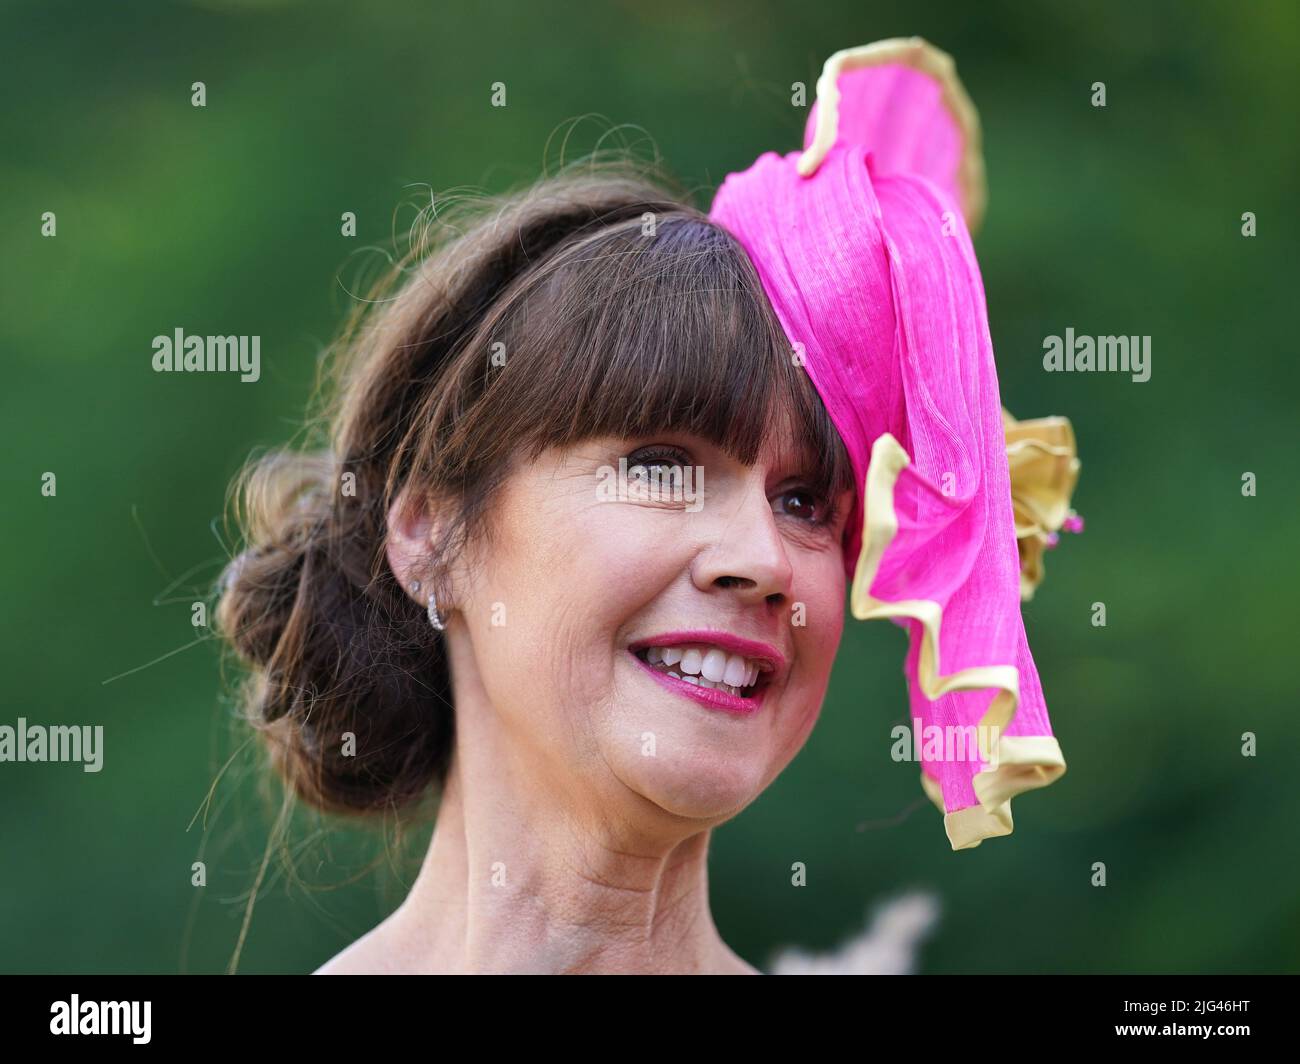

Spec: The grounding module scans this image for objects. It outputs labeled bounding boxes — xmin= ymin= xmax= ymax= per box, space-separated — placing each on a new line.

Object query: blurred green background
xmin=3 ymin=0 xmax=1297 ymax=974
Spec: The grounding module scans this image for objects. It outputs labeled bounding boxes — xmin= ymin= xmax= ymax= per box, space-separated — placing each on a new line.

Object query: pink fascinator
xmin=709 ymin=38 xmax=1080 ymax=849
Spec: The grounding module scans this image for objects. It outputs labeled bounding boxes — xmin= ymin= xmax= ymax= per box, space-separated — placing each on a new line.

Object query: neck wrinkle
xmin=387 ymin=711 xmax=753 ymax=974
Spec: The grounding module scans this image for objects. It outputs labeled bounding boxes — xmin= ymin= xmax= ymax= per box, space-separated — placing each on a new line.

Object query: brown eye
xmin=775 ymin=489 xmax=821 ymax=522
xmin=626 ymin=446 xmax=690 ymax=479
xmin=643 ymin=458 xmax=682 ymax=477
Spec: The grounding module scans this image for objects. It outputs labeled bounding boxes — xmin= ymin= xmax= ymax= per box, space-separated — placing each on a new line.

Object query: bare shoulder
xmin=313 ymin=925 xmax=398 ymax=975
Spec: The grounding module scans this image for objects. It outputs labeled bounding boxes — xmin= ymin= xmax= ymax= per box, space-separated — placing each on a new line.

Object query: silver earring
xmin=427 ymin=590 xmax=446 ymax=632
xmin=410 ymin=579 xmax=421 ymax=593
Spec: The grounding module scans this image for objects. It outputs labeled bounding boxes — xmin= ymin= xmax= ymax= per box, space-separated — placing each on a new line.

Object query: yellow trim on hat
xmin=1003 ymin=408 xmax=1082 ymax=602
xmin=797 ymin=37 xmax=988 ymax=234
xmin=854 ymin=433 xmax=1067 ymax=850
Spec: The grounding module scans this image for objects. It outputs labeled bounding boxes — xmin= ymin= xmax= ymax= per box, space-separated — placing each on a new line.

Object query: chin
xmin=605 ymin=722 xmax=773 ymax=823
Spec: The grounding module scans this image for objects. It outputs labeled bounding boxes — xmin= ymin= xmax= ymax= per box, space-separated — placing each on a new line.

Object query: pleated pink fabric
xmin=709 ymin=39 xmax=1066 ymax=849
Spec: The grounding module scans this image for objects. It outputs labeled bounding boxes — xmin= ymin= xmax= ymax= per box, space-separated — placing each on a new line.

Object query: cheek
xmin=790 ymin=553 xmax=847 ymax=684
xmin=528 ymin=495 xmax=687 ymax=622
xmin=467 ymin=484 xmax=684 ymax=695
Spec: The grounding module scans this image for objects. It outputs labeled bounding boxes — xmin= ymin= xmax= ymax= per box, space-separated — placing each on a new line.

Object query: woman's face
xmin=438 ymin=429 xmax=852 ymax=824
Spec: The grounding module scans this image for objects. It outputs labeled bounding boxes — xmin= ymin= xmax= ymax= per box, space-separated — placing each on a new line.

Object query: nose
xmin=690 ymin=475 xmax=794 ymax=607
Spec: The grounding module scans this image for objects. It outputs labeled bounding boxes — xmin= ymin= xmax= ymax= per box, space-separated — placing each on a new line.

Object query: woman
xmin=216 ymin=38 xmax=1079 ymax=975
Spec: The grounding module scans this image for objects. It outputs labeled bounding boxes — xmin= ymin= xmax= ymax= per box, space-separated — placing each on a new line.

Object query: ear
xmin=385 ymin=489 xmax=437 ymax=604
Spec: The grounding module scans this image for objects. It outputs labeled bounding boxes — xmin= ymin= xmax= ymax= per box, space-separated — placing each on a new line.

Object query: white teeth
xmin=723 ymin=653 xmax=748 ymax=687
xmin=682 ymin=674 xmax=699 ymax=685
xmin=640 ymin=643 xmax=766 ymax=691
xmin=701 ymin=648 xmax=727 ymax=682
xmin=668 ymin=671 xmax=682 ymax=680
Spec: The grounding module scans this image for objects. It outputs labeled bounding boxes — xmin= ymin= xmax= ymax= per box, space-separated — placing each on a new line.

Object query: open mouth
xmin=631 ymin=643 xmax=769 ymax=700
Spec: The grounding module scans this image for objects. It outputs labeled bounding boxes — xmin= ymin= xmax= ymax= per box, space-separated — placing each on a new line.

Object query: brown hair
xmin=215 ymin=158 xmax=853 ymax=820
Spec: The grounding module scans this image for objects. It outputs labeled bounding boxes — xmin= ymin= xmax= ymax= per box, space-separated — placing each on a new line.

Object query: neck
xmin=347 ymin=682 xmax=758 ymax=974
xmin=389 ymin=762 xmax=752 ymax=973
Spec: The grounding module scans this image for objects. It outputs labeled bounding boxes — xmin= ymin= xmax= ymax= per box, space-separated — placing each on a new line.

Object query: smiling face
xmin=445 ymin=428 xmax=852 ymax=822
xmin=380 ymin=207 xmax=854 ymax=825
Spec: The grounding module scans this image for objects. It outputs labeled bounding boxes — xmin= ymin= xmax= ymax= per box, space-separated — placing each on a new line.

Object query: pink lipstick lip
xmin=629 ymin=651 xmax=766 ymax=715
xmin=627 ymin=630 xmax=786 ymax=674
